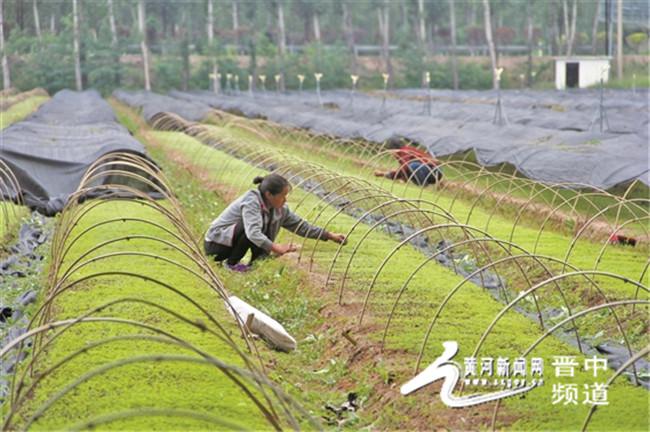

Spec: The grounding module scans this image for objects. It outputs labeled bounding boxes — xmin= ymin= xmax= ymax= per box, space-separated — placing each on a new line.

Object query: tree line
xmin=0 ymin=0 xmax=642 ymax=94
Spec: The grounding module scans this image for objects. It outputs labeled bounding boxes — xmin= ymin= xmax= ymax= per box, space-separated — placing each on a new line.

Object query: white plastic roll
xmin=225 ymin=295 xmax=297 ymax=352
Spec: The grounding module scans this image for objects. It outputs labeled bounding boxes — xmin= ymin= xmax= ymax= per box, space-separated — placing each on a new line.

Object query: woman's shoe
xmin=224 ymin=262 xmax=251 ymax=273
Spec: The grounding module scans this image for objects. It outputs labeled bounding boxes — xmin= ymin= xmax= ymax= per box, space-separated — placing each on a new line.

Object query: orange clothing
xmin=389 ymin=146 xmax=440 ymax=180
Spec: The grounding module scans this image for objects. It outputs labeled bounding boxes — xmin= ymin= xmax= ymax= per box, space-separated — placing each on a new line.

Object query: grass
xmin=175 ymin=119 xmax=649 ymax=299
xmin=7 ymin=198 xmax=300 ymax=430
xmin=0 ymin=96 xmax=49 ymax=129
xmin=604 ymin=75 xmax=650 ymax=89
xmin=0 ymin=202 xmax=28 ymax=243
xmin=111 ymin=101 xmax=355 ymax=427
xmin=601 ymin=64 xmax=650 ymax=90
xmin=154 ymin=126 xmax=645 ymax=326
xmin=112 ymin=96 xmax=648 ymax=431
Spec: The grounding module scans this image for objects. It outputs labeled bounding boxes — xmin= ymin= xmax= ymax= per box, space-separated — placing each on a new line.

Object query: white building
xmin=554 ymin=57 xmax=612 ymax=90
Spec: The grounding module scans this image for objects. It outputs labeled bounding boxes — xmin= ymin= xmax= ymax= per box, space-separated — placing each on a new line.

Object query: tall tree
xmin=33 ymin=0 xmax=41 ymax=40
xmin=232 ymin=0 xmax=239 ymax=47
xmin=377 ymin=0 xmax=392 ymax=80
xmin=0 ymin=0 xmax=10 ymax=89
xmin=616 ymin=0 xmax=623 ymax=78
xmin=312 ymin=6 xmax=321 ymax=43
xmin=207 ymin=0 xmax=219 ymax=93
xmin=562 ymin=0 xmax=569 ymax=54
xmin=312 ymin=2 xmax=325 ymax=69
xmin=72 ymin=0 xmax=82 ymax=90
xmin=294 ymin=1 xmax=309 ymax=43
xmin=550 ymin=1 xmax=560 ymax=55
xmin=181 ymin=24 xmax=190 ymax=91
xmin=482 ymin=0 xmax=498 ymax=89
xmin=106 ymin=0 xmax=120 ymax=86
xmin=399 ymin=0 xmax=408 ymax=36
xmin=341 ymin=0 xmax=356 ymax=61
xmin=564 ymin=0 xmax=578 ymax=57
xmin=16 ymin=0 xmax=24 ymax=31
xmin=275 ymin=0 xmax=286 ymax=90
xmin=590 ymin=0 xmax=601 ymax=54
xmin=449 ymin=0 xmax=459 ymax=90
xmin=107 ymin=0 xmax=118 ymax=46
xmin=526 ymin=0 xmax=534 ymax=86
xmin=276 ymin=1 xmax=287 ymax=56
xmin=416 ymin=0 xmax=426 ymax=48
xmin=137 ymin=0 xmax=151 ymax=90
xmin=243 ymin=1 xmax=257 ymax=87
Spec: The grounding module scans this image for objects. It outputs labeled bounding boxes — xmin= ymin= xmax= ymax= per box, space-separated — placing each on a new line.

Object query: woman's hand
xmin=271 ymin=243 xmax=298 ymax=256
xmin=328 ymin=232 xmax=347 ymax=245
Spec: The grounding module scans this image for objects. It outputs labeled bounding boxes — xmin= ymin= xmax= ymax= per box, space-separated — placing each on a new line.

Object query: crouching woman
xmin=204 ymin=174 xmax=347 ymax=272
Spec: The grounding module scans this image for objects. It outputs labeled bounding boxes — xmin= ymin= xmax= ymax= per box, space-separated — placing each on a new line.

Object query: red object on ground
xmin=608 ymin=233 xmax=637 ymax=247
xmin=391 ymin=146 xmax=440 ymax=179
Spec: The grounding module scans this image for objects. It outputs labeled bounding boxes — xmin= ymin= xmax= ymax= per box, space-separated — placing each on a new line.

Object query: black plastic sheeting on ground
xmin=113 ymin=90 xmax=212 ymax=123
xmin=0 ymin=90 xmax=163 ymax=215
xmin=161 ymin=88 xmax=648 ymax=190
xmin=0 ymin=212 xmax=50 ymax=401
xmin=0 ymin=214 xmax=47 ymax=278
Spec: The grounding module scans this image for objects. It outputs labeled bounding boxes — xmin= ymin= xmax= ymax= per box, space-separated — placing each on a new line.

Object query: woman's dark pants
xmin=204 ymin=226 xmax=269 ymax=265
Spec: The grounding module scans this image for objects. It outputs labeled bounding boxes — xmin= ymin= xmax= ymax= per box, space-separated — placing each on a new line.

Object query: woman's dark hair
xmin=386 ymin=136 xmax=404 ymax=150
xmin=253 ymin=174 xmax=291 ymax=196
xmin=386 ymin=136 xmax=420 ymax=150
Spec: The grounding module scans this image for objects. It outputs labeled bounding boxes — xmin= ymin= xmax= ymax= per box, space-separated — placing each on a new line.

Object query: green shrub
xmin=87 ymin=64 xmax=119 ymax=95
xmin=626 ymin=32 xmax=649 ymax=53
xmin=397 ymin=47 xmax=493 ymax=90
xmin=458 ymin=62 xmax=492 ymax=89
xmin=153 ymin=55 xmax=183 ymax=91
xmin=397 ymin=46 xmax=428 ymax=88
xmin=254 ymin=43 xmax=350 ymax=91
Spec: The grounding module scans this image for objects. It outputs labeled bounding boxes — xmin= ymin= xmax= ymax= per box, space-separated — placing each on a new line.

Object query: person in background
xmin=374 ymin=137 xmax=443 ymax=186
xmin=204 ymin=174 xmax=347 ymax=272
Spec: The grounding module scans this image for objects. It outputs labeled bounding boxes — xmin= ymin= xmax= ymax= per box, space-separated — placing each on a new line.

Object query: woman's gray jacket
xmin=205 ymin=189 xmax=330 ymax=252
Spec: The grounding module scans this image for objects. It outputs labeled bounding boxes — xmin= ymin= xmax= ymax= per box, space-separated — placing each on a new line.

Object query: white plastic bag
xmin=225 ymin=295 xmax=297 ymax=352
